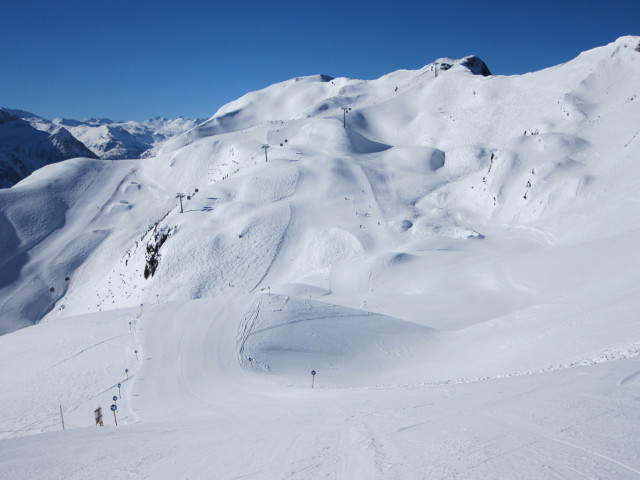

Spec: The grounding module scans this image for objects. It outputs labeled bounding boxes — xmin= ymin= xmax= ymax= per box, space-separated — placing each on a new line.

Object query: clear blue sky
xmin=2 ymin=0 xmax=638 ymax=122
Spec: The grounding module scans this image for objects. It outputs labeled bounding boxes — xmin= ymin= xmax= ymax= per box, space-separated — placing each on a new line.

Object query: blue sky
xmin=2 ymin=0 xmax=638 ymax=121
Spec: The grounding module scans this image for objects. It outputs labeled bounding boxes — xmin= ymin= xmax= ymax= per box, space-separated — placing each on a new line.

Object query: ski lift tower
xmin=262 ymin=144 xmax=270 ymax=162
xmin=341 ymin=106 xmax=352 ymax=128
xmin=176 ymin=193 xmax=185 ymax=213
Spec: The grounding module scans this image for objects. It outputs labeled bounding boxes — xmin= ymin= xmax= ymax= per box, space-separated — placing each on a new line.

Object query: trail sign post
xmin=311 ymin=370 xmax=316 ymax=389
xmin=117 ymin=383 xmax=121 ymax=398
xmin=134 ymin=349 xmax=138 ymax=360
xmin=113 ymin=395 xmax=118 ymax=403
xmin=125 ymin=368 xmax=129 ymax=380
xmin=110 ymin=404 xmax=118 ymax=426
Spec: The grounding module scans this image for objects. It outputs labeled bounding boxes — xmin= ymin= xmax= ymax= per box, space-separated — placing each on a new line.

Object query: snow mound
xmin=238 ymin=294 xmax=435 ymax=385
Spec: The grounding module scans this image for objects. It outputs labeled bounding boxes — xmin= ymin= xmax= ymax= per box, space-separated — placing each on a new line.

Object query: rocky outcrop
xmin=459 ymin=55 xmax=492 ymax=76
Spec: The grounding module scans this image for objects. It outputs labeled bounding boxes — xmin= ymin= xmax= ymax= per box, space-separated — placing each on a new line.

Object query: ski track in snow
xmin=619 ymin=368 xmax=640 ymax=386
xmin=237 ymin=295 xmax=262 ymax=369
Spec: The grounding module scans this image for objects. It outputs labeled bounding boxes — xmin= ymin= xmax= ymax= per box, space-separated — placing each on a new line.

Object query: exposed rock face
xmin=459 ymin=55 xmax=492 ymax=76
xmin=430 ymin=55 xmax=492 ymax=77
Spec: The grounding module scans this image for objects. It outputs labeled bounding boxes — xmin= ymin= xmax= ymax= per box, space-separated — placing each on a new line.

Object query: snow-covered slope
xmin=1 ymin=37 xmax=640 ymax=479
xmin=0 ymin=109 xmax=98 ymax=188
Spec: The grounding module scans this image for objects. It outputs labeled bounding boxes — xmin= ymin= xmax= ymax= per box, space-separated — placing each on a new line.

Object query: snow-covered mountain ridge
xmin=0 ymin=109 xmax=98 ymax=188
xmin=0 ymin=109 xmax=204 ymax=187
xmin=51 ymin=115 xmax=205 ymax=159
xmin=1 ymin=37 xmax=639 ymax=479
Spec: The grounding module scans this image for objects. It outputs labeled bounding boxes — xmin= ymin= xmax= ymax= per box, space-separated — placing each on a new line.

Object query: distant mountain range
xmin=0 ymin=109 xmax=97 ymax=188
xmin=0 ymin=108 xmax=204 ymax=187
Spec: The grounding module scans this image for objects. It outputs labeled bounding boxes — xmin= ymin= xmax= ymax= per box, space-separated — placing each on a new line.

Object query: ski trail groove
xmin=51 ymin=333 xmax=130 ymax=367
xmin=236 ymin=296 xmax=262 ymax=368
xmin=546 ymin=436 xmax=640 ymax=476
xmin=250 ymin=204 xmax=292 ymax=293
xmin=619 ymin=369 xmax=640 ymax=386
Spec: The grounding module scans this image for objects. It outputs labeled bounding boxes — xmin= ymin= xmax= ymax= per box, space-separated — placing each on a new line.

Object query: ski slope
xmin=1 ymin=295 xmax=639 ymax=479
xmin=1 ymin=37 xmax=640 ymax=479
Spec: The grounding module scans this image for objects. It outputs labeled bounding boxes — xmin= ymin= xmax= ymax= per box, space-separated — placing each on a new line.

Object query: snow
xmin=1 ymin=36 xmax=640 ymax=478
xmin=55 ymin=117 xmax=204 ymax=160
xmin=1 ymin=109 xmax=204 ymax=166
xmin=0 ymin=109 xmax=97 ymax=187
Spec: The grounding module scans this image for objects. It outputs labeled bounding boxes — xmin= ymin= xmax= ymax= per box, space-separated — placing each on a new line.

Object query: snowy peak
xmin=49 ymin=116 xmax=203 ymax=160
xmin=604 ymin=35 xmax=640 ymax=68
xmin=0 ymin=109 xmax=204 ymax=187
xmin=48 ymin=126 xmax=96 ymax=159
xmin=161 ymin=55 xmax=492 ymax=155
xmin=80 ymin=117 xmax=116 ymax=125
xmin=424 ymin=55 xmax=492 ymax=76
xmin=0 ymin=108 xmax=98 ymax=188
xmin=606 ymin=35 xmax=640 ymax=55
xmin=68 ymin=123 xmax=151 ymax=160
xmin=541 ymin=35 xmax=640 ymax=79
xmin=4 ymin=109 xmax=203 ymax=160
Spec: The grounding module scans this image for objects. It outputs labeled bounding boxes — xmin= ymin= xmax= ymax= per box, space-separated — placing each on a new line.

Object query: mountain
xmin=51 ymin=116 xmax=205 ymax=160
xmin=0 ymin=110 xmax=204 ymax=187
xmin=51 ymin=118 xmax=151 ymax=160
xmin=0 ymin=37 xmax=639 ymax=478
xmin=0 ymin=109 xmax=98 ymax=188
